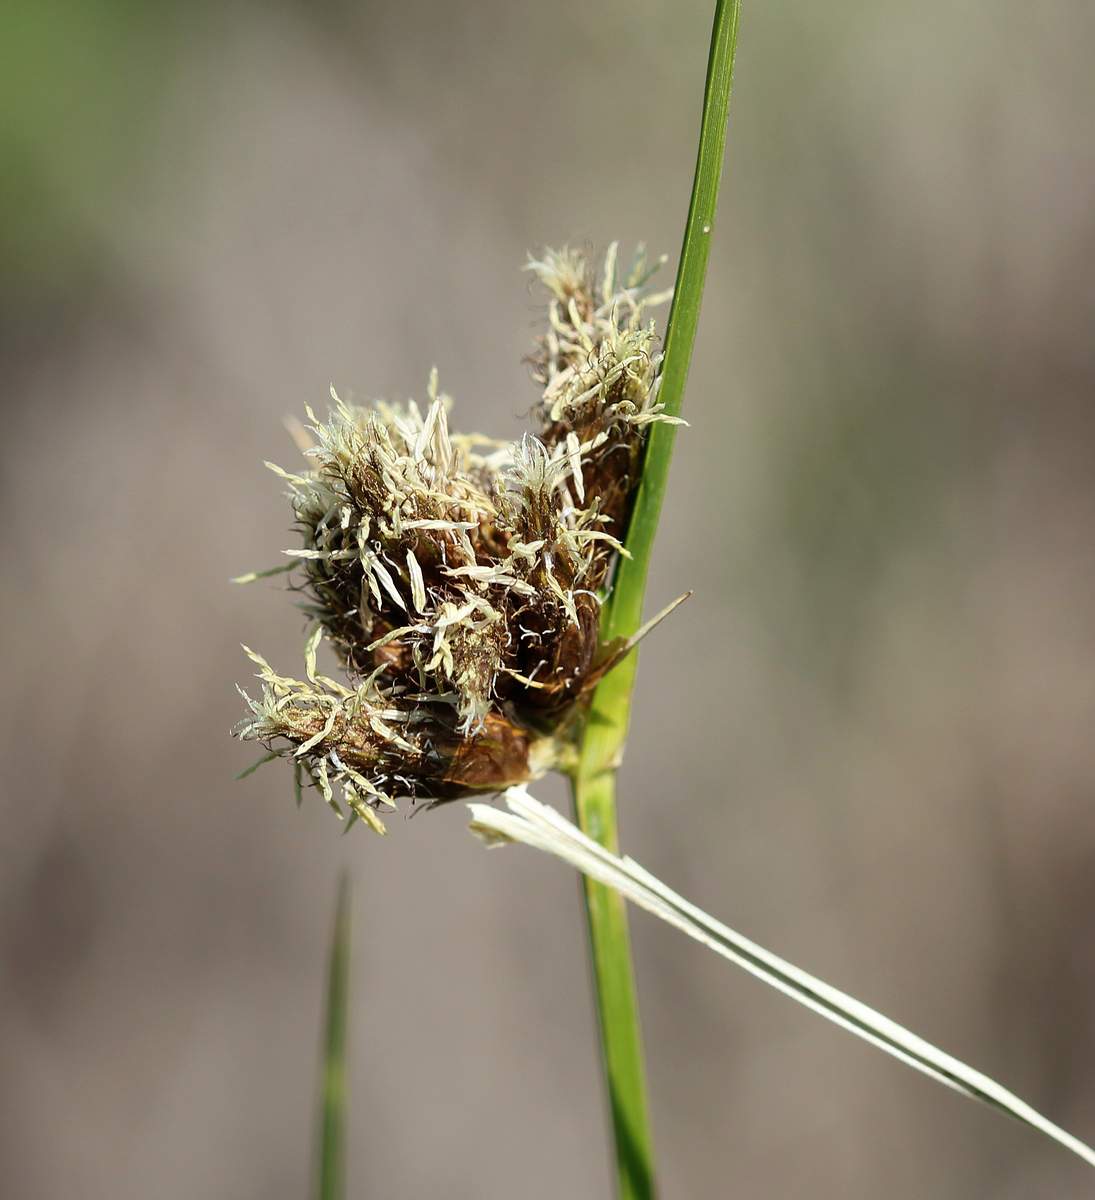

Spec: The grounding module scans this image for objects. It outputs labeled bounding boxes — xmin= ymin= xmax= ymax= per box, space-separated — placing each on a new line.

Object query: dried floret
xmin=236 ymin=244 xmax=673 ymax=829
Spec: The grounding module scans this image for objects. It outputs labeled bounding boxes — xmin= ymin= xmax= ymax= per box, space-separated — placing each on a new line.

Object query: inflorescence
xmin=236 ymin=245 xmax=674 ymax=832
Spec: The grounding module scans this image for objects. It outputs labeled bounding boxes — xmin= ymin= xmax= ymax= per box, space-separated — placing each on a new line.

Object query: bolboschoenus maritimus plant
xmin=234 ymin=2 xmax=1095 ymax=1196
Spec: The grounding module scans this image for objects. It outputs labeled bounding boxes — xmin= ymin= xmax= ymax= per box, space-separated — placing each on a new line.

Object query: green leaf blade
xmin=602 ymin=0 xmax=742 ymax=651
xmin=568 ymin=5 xmax=743 ymax=1198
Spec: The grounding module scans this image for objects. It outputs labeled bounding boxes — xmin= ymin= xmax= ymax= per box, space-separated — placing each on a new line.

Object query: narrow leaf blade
xmin=470 ymin=789 xmax=1095 ymax=1171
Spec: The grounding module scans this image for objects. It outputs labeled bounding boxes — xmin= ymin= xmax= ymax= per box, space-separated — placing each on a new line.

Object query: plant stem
xmin=315 ymin=873 xmax=352 ymax=1200
xmin=571 ymin=764 xmax=656 ymax=1200
xmin=569 ymin=2 xmax=741 ymax=1197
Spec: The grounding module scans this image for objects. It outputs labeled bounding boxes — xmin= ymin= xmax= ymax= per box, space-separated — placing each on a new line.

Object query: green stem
xmin=571 ymin=766 xmax=656 ymax=1200
xmin=315 ymin=874 xmax=352 ymax=1200
xmin=569 ymin=2 xmax=742 ymax=1197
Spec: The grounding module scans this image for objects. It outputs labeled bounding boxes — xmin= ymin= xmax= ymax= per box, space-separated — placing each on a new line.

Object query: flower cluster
xmin=236 ymin=245 xmax=673 ymax=832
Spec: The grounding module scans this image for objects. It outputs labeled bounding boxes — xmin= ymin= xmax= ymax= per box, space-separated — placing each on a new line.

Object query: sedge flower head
xmin=236 ymin=244 xmax=674 ymax=831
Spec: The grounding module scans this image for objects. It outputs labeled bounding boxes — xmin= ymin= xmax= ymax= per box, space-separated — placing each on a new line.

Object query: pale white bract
xmin=468 ymin=786 xmax=1095 ymax=1170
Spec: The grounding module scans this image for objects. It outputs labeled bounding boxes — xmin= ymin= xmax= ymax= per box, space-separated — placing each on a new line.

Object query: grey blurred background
xmin=3 ymin=1 xmax=1094 ymax=1197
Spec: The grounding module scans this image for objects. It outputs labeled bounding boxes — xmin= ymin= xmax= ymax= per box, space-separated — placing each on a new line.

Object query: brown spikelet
xmin=235 ymin=245 xmax=674 ymax=831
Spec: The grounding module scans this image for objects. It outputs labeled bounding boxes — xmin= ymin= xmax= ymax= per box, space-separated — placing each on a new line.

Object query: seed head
xmin=236 ymin=244 xmax=673 ymax=831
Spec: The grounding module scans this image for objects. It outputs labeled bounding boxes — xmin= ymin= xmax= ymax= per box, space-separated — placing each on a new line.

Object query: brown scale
xmin=510 ymin=589 xmax=601 ymax=714
xmin=504 ymin=485 xmax=617 ymax=712
xmin=296 ymin=554 xmax=376 ymax=675
xmin=539 ymin=358 xmax=651 ymax=550
xmin=430 ymin=710 xmax=534 ymax=799
xmin=285 ymin=701 xmax=533 ymax=805
xmin=300 ymin=445 xmax=513 ymax=686
xmin=511 ymin=411 xmax=647 ymax=703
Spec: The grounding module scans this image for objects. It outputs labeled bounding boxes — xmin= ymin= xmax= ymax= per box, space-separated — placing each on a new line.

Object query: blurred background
xmin=3 ymin=1 xmax=1095 ymax=1196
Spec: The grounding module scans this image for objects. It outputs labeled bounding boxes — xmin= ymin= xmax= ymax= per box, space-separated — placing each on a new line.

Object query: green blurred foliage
xmin=0 ymin=1 xmax=188 ymax=306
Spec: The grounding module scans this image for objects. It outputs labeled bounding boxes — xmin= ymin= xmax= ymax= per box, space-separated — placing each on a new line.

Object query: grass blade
xmin=568 ymin=3 xmax=742 ymax=1197
xmin=315 ymin=873 xmax=352 ymax=1200
xmin=471 ymin=790 xmax=1095 ymax=1171
xmin=601 ymin=0 xmax=741 ymax=651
